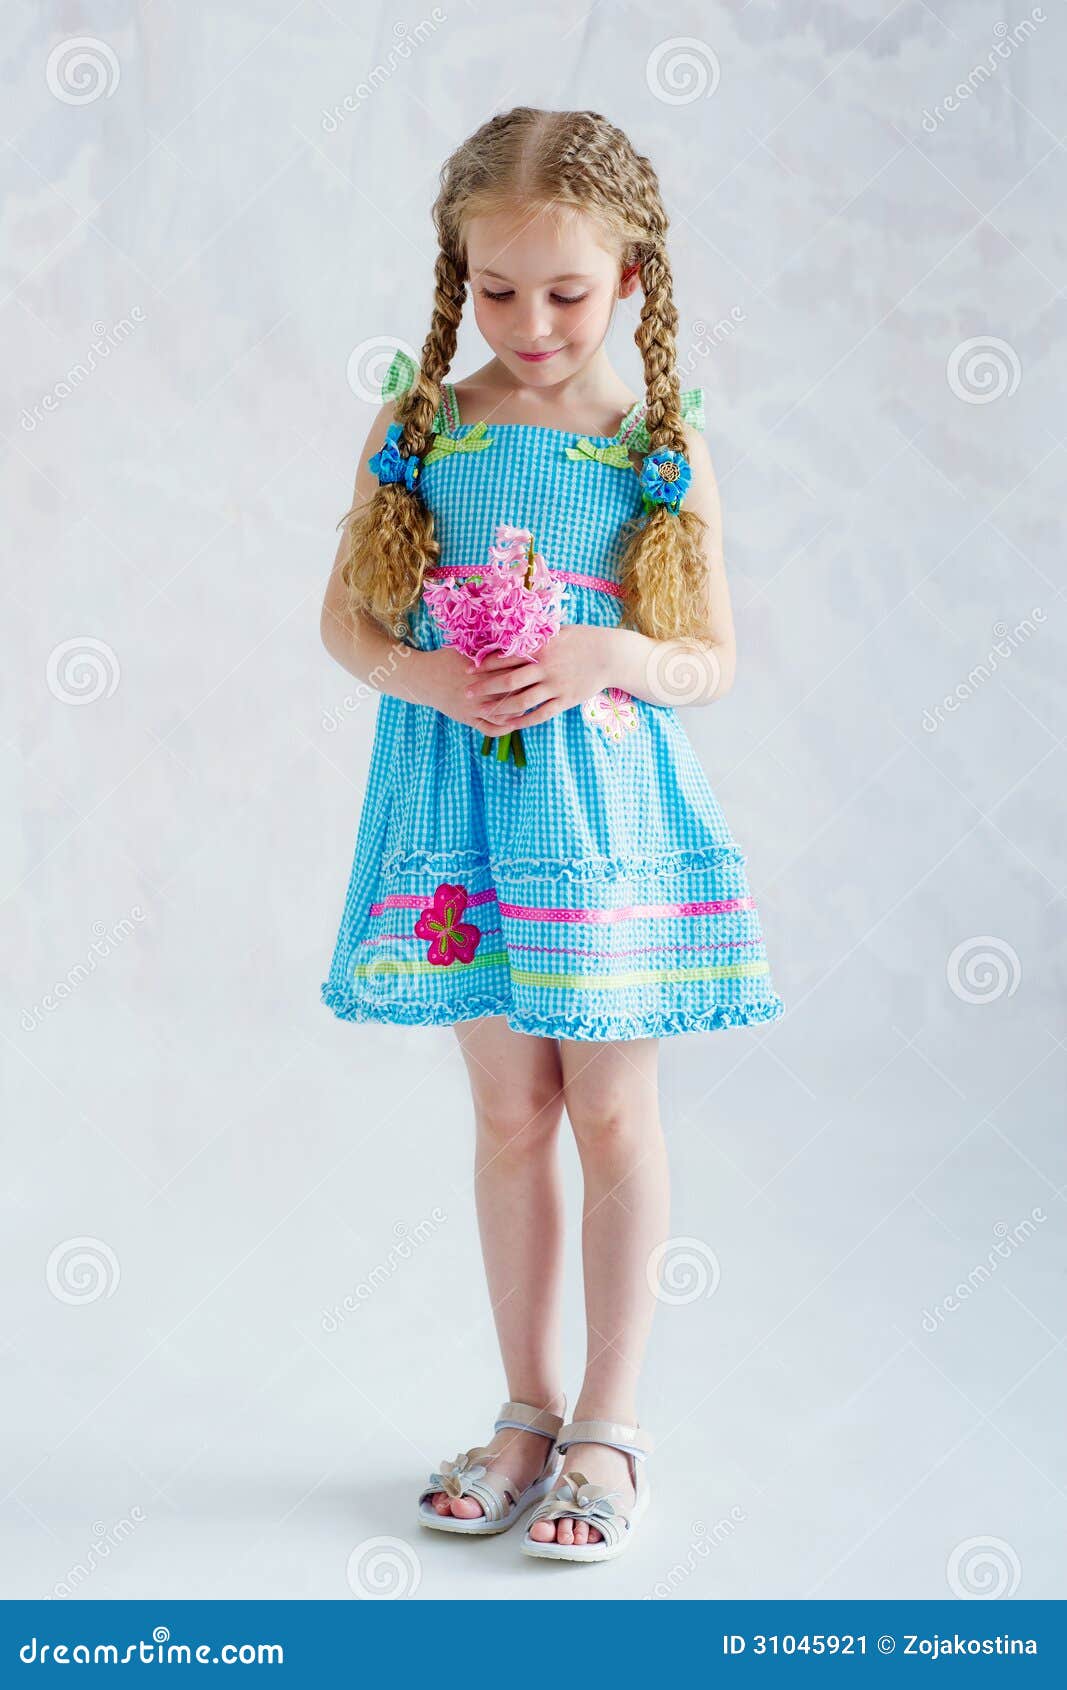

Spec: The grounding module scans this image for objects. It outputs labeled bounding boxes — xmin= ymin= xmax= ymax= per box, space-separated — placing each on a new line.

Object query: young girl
xmin=319 ymin=107 xmax=784 ymax=1564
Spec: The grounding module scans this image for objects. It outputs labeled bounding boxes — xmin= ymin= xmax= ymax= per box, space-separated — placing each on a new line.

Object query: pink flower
xmin=421 ymin=524 xmax=568 ymax=766
xmin=414 ymin=882 xmax=482 ymax=967
xmin=422 ymin=523 xmax=566 ymax=669
xmin=582 ymin=687 xmax=639 ymax=742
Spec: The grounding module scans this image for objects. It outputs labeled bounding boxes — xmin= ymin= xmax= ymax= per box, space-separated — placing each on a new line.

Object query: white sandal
xmin=521 ymin=1416 xmax=653 ymax=1562
xmin=417 ymin=1398 xmax=566 ymax=1535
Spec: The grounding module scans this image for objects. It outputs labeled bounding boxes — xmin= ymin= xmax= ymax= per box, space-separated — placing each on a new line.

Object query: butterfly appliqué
xmin=582 ymin=687 xmax=639 ymax=742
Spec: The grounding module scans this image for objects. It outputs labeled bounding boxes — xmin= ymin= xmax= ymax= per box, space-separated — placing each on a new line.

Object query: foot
xmin=429 ymin=1425 xmax=558 ymax=1520
xmin=526 ymin=1442 xmax=635 ymax=1545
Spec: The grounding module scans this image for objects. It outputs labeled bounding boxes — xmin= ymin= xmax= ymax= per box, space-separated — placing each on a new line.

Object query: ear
xmin=618 ymin=261 xmax=642 ymax=300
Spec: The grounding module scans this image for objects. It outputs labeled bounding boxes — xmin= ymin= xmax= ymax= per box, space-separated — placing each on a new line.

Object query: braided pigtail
xmin=339 ymin=245 xmax=467 ymax=640
xmin=616 ymin=232 xmax=714 ymax=645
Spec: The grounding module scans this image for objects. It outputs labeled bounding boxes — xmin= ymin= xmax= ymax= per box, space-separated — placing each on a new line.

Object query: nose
xmin=513 ymin=296 xmax=554 ymax=344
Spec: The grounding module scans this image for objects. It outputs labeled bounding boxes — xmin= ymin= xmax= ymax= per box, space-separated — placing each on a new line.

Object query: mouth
xmin=514 ymin=348 xmax=562 ymax=362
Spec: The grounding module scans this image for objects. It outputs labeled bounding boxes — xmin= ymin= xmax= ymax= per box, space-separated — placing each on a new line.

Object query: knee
xmin=475 ymin=1090 xmax=563 ymax=1160
xmin=564 ymin=1083 xmax=642 ymax=1160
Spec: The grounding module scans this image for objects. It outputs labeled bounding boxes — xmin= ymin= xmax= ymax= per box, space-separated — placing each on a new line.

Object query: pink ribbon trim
xmin=422 ymin=565 xmax=625 ymax=600
xmin=369 ymin=892 xmax=755 ymax=923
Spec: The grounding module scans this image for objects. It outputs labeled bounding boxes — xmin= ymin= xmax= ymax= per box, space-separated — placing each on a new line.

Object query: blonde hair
xmin=340 ymin=107 xmax=713 ymax=645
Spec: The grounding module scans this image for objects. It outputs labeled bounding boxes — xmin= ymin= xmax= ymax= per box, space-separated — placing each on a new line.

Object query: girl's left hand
xmin=464 ymin=625 xmax=613 ymax=731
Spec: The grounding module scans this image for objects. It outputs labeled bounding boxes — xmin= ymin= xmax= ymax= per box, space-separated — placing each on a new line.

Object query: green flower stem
xmin=479 ymin=729 xmax=526 ymax=765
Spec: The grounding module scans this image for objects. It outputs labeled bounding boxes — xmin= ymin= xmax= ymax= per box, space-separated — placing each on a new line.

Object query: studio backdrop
xmin=3 ymin=0 xmax=1063 ymax=1602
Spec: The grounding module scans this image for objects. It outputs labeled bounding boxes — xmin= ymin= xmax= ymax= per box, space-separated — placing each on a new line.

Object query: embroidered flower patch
xmin=414 ymin=881 xmax=482 ymax=966
xmin=582 ymin=688 xmax=639 ymax=742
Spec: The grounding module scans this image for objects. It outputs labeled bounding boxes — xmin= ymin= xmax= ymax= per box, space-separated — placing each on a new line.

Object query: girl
xmin=319 ymin=107 xmax=784 ymax=1564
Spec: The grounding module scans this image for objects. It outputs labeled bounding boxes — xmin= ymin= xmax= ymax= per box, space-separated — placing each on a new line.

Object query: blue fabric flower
xmin=369 ymin=422 xmax=421 ymax=491
xmin=640 ymin=447 xmax=692 ymax=513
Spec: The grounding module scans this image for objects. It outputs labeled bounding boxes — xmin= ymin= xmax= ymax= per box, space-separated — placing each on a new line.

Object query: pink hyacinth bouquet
xmin=422 ymin=523 xmax=567 ymax=766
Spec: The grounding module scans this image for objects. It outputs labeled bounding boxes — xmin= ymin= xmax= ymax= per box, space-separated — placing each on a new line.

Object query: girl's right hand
xmin=415 ymin=645 xmax=528 ymax=738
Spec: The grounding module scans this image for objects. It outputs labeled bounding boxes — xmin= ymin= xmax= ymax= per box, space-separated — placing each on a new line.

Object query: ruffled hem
xmin=321 ymin=982 xmax=786 ymax=1041
xmin=506 ymin=997 xmax=786 ymax=1042
xmin=321 ymin=982 xmax=511 ymax=1027
xmin=379 ymin=843 xmax=746 ymax=882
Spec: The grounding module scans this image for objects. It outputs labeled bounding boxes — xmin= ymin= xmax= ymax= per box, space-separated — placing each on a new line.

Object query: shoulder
xmin=678 ymin=419 xmax=721 ymax=539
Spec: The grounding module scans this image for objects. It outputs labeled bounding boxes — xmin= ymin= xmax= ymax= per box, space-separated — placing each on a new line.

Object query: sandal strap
xmin=555 ymin=1418 xmax=653 ymax=1459
xmin=493 ymin=1399 xmax=566 ymax=1439
xmin=420 ymin=1443 xmax=522 ymax=1516
xmin=525 ymin=1471 xmax=634 ymax=1543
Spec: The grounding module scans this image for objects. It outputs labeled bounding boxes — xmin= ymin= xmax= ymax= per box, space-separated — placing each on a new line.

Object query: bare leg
xmin=527 ymin=1036 xmax=668 ymax=1545
xmin=428 ymin=1015 xmax=567 ymax=1519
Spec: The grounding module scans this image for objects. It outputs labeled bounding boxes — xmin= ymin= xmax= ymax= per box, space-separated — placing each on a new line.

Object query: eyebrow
xmin=475 ymin=270 xmax=594 ymax=284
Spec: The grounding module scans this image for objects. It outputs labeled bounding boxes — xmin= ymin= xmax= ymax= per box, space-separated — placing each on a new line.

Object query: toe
xmin=557 ymin=1517 xmax=575 ymax=1544
xmin=587 ymin=1525 xmax=602 ymax=1543
xmin=528 ymin=1519 xmax=557 ymax=1542
xmin=572 ymin=1522 xmax=589 ymax=1545
xmin=449 ymin=1496 xmax=485 ymax=1519
xmin=430 ymin=1492 xmax=451 ymax=1515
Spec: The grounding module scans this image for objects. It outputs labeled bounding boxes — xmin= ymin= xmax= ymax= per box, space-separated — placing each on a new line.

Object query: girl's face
xmin=464 ymin=205 xmax=639 ymax=388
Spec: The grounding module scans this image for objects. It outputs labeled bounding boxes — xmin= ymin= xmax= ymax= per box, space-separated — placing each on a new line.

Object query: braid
xmin=615 ymin=164 xmax=714 ymax=644
xmin=339 ymin=245 xmax=466 ymax=640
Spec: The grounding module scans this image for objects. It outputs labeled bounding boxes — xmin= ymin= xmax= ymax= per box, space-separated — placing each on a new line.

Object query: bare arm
xmin=318 ymin=406 xmax=517 ymax=737
xmin=319 ymin=402 xmax=429 ymax=701
xmin=607 ymin=423 xmax=736 ymax=707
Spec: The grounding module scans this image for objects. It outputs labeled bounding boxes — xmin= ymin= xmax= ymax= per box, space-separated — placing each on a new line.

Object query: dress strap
xmin=438 ymin=381 xmax=462 ymax=432
xmin=613 ymin=387 xmax=705 ymax=453
xmin=377 ymin=348 xmax=455 ymax=434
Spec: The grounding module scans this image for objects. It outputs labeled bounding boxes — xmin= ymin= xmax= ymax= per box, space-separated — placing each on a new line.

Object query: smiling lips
xmin=514 ymin=348 xmax=562 ymax=362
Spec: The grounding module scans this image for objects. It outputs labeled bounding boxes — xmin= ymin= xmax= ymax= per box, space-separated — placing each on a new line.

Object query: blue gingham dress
xmin=321 ymin=378 xmax=785 ymax=1042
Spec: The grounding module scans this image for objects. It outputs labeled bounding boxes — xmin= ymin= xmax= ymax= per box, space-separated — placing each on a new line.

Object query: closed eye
xmin=479 ymin=288 xmax=588 ymax=307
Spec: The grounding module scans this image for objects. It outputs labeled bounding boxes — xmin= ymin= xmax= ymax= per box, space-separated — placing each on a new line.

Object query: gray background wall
xmin=3 ymin=0 xmax=1063 ymax=1601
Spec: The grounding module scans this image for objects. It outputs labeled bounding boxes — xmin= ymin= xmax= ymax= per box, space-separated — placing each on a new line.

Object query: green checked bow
xmin=563 ymin=437 xmax=634 ymax=470
xmin=423 ymin=420 xmax=494 ymax=465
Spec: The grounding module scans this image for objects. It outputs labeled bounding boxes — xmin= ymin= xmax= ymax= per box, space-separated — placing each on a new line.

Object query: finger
xmin=493 ymin=698 xmax=561 ymax=730
xmin=467 ymin=665 xmax=542 ymax=702
xmin=474 ymin=650 xmax=531 ymax=670
xmin=483 ymin=685 xmax=547 ymax=721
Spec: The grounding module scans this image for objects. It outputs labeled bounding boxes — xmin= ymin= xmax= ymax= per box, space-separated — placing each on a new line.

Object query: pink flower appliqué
xmin=413 ymin=882 xmax=482 ymax=967
xmin=582 ymin=687 xmax=639 ymax=742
